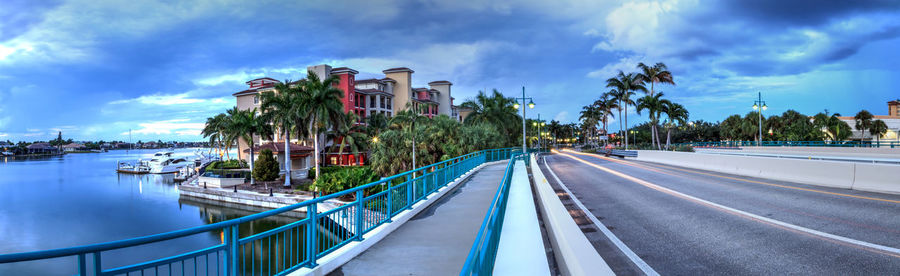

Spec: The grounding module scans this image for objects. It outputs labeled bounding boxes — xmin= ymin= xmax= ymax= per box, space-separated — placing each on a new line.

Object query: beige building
xmin=838 ymin=100 xmax=900 ymax=142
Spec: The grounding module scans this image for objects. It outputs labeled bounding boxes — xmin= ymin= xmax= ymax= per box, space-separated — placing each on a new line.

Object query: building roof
xmin=62 ymin=143 xmax=85 ymax=148
xmin=889 ymin=100 xmax=900 ymax=105
xmin=383 ymin=67 xmax=414 ymax=74
xmin=331 ymin=67 xmax=359 ymax=75
xmin=380 ymin=77 xmax=396 ymax=83
xmin=26 ymin=142 xmax=54 ymax=149
xmin=355 ymin=88 xmax=393 ymax=97
xmin=245 ymin=142 xmax=314 ymax=154
xmin=428 ymin=80 xmax=452 ymax=86
xmin=245 ymin=77 xmax=279 ymax=85
xmin=356 ymin=78 xmax=383 ymax=84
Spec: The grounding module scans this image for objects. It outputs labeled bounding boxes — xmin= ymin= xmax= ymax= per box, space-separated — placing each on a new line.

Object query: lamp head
xmin=752 ymin=104 xmax=759 ymax=110
xmin=513 ymin=103 xmax=520 ymax=109
xmin=762 ymin=104 xmax=768 ymax=111
xmin=528 ymin=100 xmax=535 ymax=109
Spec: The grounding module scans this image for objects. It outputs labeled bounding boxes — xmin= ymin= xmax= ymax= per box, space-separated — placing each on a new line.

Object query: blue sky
xmin=1 ymin=0 xmax=898 ymax=142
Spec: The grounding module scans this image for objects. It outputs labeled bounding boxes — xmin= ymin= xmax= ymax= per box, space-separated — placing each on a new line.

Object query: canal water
xmin=0 ymin=149 xmax=309 ymax=275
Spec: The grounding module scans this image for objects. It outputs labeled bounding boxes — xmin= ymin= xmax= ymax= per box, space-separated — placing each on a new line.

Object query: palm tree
xmin=813 ymin=110 xmax=852 ymax=142
xmin=595 ymin=93 xmax=618 ymax=145
xmin=870 ymin=119 xmax=888 ymax=146
xmin=637 ymin=62 xmax=675 ymax=150
xmin=391 ymin=104 xmax=428 ymax=173
xmin=202 ymin=113 xmax=228 ymax=158
xmin=579 ymin=104 xmax=603 ymax=146
xmin=636 ymin=93 xmax=670 ymax=150
xmin=460 ymin=89 xmax=520 ymax=146
xmin=636 ymin=62 xmax=675 ymax=97
xmin=366 ymin=112 xmax=390 ymax=137
xmin=299 ymin=71 xmax=346 ymax=183
xmin=854 ymin=110 xmax=874 ymax=142
xmin=233 ymin=108 xmax=273 ymax=185
xmin=260 ymin=80 xmax=301 ymax=187
xmin=328 ymin=112 xmax=369 ymax=165
xmin=607 ymin=71 xmax=646 ymax=149
xmin=662 ymin=102 xmax=688 ymax=149
xmin=223 ymin=107 xmax=245 ymax=161
xmin=547 ymin=120 xmax=562 ymax=147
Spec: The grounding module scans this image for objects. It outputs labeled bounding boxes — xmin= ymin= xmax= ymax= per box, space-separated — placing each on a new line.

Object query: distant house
xmin=143 ymin=142 xmax=158 ymax=149
xmin=0 ymin=141 xmax=12 ymax=148
xmin=26 ymin=143 xmax=58 ymax=154
xmin=62 ymin=143 xmax=86 ymax=152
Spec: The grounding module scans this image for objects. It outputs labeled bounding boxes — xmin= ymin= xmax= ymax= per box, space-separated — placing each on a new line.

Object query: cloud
xmin=554 ymin=111 xmax=569 ymax=122
xmin=109 ymin=93 xmax=223 ymax=106
xmin=128 ymin=119 xmax=204 ymax=136
xmin=587 ymin=55 xmax=644 ymax=79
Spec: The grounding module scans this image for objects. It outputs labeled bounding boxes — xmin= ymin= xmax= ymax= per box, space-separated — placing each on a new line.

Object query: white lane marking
xmin=542 ymin=156 xmax=661 ymax=276
xmin=556 ymin=152 xmax=900 ymax=258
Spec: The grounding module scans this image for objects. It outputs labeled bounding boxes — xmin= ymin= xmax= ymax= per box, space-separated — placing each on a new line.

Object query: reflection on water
xmin=0 ymin=149 xmax=319 ymax=275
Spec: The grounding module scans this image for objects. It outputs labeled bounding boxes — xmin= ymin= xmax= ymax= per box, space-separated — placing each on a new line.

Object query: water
xmin=0 ymin=149 xmax=306 ymax=275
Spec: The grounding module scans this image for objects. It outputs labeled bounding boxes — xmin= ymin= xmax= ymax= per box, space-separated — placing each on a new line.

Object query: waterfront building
xmin=62 ymin=143 xmax=86 ymax=152
xmin=232 ymin=64 xmax=458 ymax=172
xmin=26 ymin=142 xmax=58 ymax=155
xmin=837 ymin=100 xmax=900 ymax=142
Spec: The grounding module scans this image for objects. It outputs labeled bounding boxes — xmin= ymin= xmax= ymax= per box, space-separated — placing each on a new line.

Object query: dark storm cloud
xmin=720 ymin=0 xmax=900 ymax=27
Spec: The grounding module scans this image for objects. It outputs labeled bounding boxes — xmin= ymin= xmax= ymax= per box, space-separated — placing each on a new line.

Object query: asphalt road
xmin=542 ymin=151 xmax=900 ymax=275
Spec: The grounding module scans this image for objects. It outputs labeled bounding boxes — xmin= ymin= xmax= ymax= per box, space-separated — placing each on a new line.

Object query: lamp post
xmin=752 ymin=92 xmax=768 ymax=147
xmin=514 ymin=86 xmax=535 ymax=154
xmin=533 ymin=114 xmax=546 ymax=151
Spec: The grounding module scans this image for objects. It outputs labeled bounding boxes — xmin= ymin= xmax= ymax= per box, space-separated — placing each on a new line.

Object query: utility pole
xmin=752 ymin=92 xmax=768 ymax=147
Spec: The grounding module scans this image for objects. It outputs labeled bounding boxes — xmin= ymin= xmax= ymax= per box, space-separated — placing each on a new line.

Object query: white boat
xmin=1 ymin=151 xmax=13 ymax=156
xmin=147 ymin=151 xmax=190 ymax=174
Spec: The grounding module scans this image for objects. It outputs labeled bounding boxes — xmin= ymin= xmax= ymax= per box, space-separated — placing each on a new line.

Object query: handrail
xmin=460 ymin=153 xmax=524 ymax=275
xmin=0 ymin=147 xmax=519 ymax=275
xmin=675 ymin=140 xmax=900 ymax=148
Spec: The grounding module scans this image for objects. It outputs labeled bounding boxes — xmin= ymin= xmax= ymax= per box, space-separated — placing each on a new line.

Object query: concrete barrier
xmin=530 ymin=155 xmax=614 ymax=276
xmin=851 ymin=163 xmax=900 ymax=194
xmin=493 ymin=160 xmax=551 ymax=276
xmin=634 ymin=151 xmax=900 ymax=194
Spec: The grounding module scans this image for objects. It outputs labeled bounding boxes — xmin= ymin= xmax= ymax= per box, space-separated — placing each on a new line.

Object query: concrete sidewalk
xmin=334 ymin=163 xmax=507 ymax=276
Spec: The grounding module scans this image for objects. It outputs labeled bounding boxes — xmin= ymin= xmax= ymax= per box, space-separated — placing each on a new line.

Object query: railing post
xmin=355 ymin=190 xmax=364 ymax=241
xmin=385 ymin=182 xmax=393 ymax=223
xmin=78 ymin=253 xmax=86 ymax=276
xmin=406 ymin=174 xmax=413 ymax=210
xmin=224 ymin=225 xmax=239 ymax=276
xmin=307 ymin=203 xmax=318 ymax=267
xmin=92 ymin=252 xmax=102 ymax=276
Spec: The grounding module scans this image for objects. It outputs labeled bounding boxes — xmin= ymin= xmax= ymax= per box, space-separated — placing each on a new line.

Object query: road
xmin=541 ymin=150 xmax=900 ymax=275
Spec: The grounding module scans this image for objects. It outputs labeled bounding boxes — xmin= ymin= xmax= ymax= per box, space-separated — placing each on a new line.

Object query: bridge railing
xmin=677 ymin=140 xmax=900 ymax=148
xmin=460 ymin=152 xmax=526 ymax=275
xmin=0 ymin=148 xmax=520 ymax=276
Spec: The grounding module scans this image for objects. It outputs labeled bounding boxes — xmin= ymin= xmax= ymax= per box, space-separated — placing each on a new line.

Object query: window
xmin=253 ymin=95 xmax=259 ymax=104
xmin=380 ymin=97 xmax=385 ymax=109
xmin=370 ymin=96 xmax=376 ymax=108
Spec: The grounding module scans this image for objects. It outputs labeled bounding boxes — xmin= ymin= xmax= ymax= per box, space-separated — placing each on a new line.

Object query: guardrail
xmin=676 ymin=140 xmax=900 ymax=148
xmin=0 ymin=148 xmax=519 ymax=276
xmin=460 ymin=153 xmax=525 ymax=275
xmin=700 ymin=151 xmax=900 ymax=165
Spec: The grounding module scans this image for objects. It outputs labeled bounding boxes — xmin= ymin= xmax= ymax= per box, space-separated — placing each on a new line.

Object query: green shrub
xmin=253 ymin=149 xmax=279 ymax=182
xmin=307 ymin=166 xmax=343 ymax=179
xmin=673 ymin=145 xmax=695 ymax=152
xmin=209 ymin=159 xmax=248 ymax=169
xmin=312 ymin=166 xmax=379 ymax=195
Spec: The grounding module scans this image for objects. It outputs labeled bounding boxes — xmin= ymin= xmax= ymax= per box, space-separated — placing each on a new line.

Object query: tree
xmin=606 ymin=71 xmax=645 ymax=149
xmin=594 ymin=93 xmax=618 ymax=145
xmin=636 ymin=62 xmax=675 ymax=149
xmin=854 ymin=110 xmax=874 ymax=141
xmin=870 ymin=119 xmax=889 ymax=145
xmin=366 ymin=112 xmax=390 ymax=137
xmin=662 ymin=101 xmax=688 ymax=149
xmin=299 ymin=70 xmax=346 ymax=184
xmin=233 ymin=108 xmax=273 ymax=185
xmin=635 ymin=92 xmax=670 ymax=150
xmin=253 ymin=149 xmax=279 ymax=182
xmin=261 ymin=80 xmax=302 ymax=187
xmin=391 ymin=104 xmax=429 ymax=173
xmin=813 ymin=111 xmax=852 ymax=142
xmin=460 ymin=89 xmax=520 ymax=146
xmin=328 ymin=112 xmax=369 ymax=165
xmin=579 ymin=104 xmax=601 ymax=146
xmin=202 ymin=113 xmax=228 ymax=157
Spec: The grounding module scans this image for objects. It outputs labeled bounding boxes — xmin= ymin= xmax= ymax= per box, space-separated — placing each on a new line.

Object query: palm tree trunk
xmin=412 ymin=123 xmax=417 ymax=177
xmin=618 ymin=106 xmax=623 ymax=148
xmin=624 ymin=105 xmax=629 ymax=150
xmin=249 ymin=139 xmax=255 ymax=186
xmin=283 ymin=123 xmax=291 ymax=187
xmin=314 ymin=126 xmax=321 ymax=192
xmin=666 ymin=127 xmax=672 ymax=149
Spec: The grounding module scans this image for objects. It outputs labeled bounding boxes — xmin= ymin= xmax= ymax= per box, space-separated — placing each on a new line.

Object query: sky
xmin=1 ymin=0 xmax=899 ymax=142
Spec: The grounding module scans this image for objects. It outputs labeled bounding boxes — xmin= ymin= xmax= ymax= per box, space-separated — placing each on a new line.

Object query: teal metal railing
xmin=676 ymin=140 xmax=900 ymax=148
xmin=0 ymin=148 xmax=519 ymax=275
xmin=460 ymin=152 xmax=526 ymax=275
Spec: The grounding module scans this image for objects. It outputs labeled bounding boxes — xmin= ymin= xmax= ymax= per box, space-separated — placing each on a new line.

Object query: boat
xmin=1 ymin=151 xmax=13 ymax=156
xmin=147 ymin=151 xmax=190 ymax=174
xmin=116 ymin=161 xmax=151 ymax=174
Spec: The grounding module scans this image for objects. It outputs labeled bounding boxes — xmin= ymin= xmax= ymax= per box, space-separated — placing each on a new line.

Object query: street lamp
xmin=514 ymin=86 xmax=535 ymax=153
xmin=752 ymin=92 xmax=768 ymax=146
